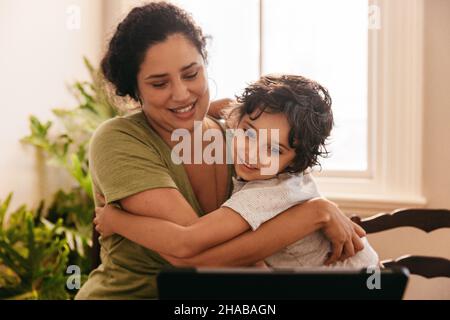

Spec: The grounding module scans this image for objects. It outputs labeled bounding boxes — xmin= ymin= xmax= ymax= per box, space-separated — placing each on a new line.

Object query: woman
xmin=76 ymin=2 xmax=365 ymax=300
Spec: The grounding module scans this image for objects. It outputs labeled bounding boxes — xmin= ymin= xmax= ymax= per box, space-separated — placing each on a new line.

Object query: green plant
xmin=0 ymin=193 xmax=70 ymax=300
xmin=21 ymin=57 xmax=129 ymax=197
xmin=0 ymin=58 xmax=131 ymax=299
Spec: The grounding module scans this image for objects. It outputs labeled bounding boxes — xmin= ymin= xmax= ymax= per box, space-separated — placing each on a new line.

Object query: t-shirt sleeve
xmin=221 ymin=174 xmax=321 ymax=231
xmin=89 ymin=118 xmax=177 ymax=204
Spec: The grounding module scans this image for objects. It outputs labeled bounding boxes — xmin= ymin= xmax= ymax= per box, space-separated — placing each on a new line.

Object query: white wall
xmin=366 ymin=0 xmax=450 ymax=300
xmin=0 ymin=0 xmax=104 ymax=209
xmin=422 ymin=0 xmax=450 ymax=211
xmin=102 ymin=0 xmax=143 ymax=40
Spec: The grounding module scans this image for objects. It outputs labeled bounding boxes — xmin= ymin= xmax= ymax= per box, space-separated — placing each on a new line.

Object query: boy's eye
xmin=270 ymin=146 xmax=281 ymax=155
xmin=244 ymin=128 xmax=257 ymax=140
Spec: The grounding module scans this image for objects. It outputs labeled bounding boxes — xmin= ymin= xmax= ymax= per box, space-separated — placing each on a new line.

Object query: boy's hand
xmin=310 ymin=198 xmax=366 ymax=265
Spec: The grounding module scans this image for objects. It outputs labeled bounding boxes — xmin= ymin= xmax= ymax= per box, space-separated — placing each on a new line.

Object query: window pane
xmin=263 ymin=0 xmax=368 ymax=171
xmin=173 ymin=0 xmax=260 ymax=100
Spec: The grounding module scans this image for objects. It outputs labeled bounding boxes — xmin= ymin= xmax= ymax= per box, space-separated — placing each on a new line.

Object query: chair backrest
xmin=351 ymin=208 xmax=450 ymax=278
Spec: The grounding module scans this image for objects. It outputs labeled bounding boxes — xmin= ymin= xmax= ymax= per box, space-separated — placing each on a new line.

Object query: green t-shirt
xmin=75 ymin=111 xmax=233 ymax=300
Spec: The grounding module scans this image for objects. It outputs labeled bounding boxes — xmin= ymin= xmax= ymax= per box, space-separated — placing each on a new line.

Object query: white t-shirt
xmin=222 ymin=172 xmax=379 ymax=268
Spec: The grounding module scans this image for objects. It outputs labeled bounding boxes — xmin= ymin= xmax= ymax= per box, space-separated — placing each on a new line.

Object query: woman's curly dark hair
xmin=101 ymin=1 xmax=208 ymax=101
xmin=228 ymin=74 xmax=334 ymax=174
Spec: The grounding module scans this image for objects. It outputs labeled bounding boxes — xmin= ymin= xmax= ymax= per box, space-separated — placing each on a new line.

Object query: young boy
xmin=94 ymin=74 xmax=379 ymax=268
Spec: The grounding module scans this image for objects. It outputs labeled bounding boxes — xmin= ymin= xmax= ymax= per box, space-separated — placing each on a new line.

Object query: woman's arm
xmin=94 ymin=204 xmax=250 ymax=258
xmin=117 ymin=188 xmax=200 ymax=226
xmin=158 ymin=198 xmax=366 ymax=267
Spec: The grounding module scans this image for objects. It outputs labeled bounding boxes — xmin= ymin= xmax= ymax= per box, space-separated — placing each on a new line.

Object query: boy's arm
xmin=95 ymin=205 xmax=250 ymax=258
xmin=158 ymin=198 xmax=366 ymax=266
xmin=157 ymin=200 xmax=327 ymax=266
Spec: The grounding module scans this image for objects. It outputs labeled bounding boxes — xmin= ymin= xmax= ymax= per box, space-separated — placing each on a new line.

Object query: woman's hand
xmin=94 ymin=195 xmax=116 ymax=238
xmin=208 ymin=98 xmax=234 ymax=118
xmin=311 ymin=198 xmax=367 ymax=265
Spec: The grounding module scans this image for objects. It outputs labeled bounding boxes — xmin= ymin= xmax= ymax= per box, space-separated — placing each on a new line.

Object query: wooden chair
xmin=351 ymin=208 xmax=450 ymax=278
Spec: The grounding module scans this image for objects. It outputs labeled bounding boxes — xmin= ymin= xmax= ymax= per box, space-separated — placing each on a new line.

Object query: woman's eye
xmin=184 ymin=71 xmax=198 ymax=79
xmin=151 ymin=82 xmax=167 ymax=88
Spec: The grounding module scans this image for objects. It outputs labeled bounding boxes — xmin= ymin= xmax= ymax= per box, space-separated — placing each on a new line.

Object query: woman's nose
xmin=171 ymin=79 xmax=190 ymax=102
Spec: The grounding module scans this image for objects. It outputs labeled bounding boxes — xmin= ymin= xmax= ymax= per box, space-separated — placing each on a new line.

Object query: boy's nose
xmin=244 ymin=141 xmax=259 ymax=166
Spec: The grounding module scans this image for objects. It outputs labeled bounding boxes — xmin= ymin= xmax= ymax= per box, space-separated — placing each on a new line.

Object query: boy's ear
xmin=283 ymin=164 xmax=297 ymax=173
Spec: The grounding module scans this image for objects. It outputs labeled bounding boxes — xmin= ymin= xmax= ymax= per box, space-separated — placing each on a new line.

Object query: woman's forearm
xmin=107 ymin=206 xmax=250 ymax=258
xmin=162 ymin=201 xmax=329 ymax=267
xmin=109 ymin=207 xmax=192 ymax=257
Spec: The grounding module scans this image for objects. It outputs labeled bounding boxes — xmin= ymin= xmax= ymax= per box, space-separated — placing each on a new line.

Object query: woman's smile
xmin=169 ymin=100 xmax=198 ymax=120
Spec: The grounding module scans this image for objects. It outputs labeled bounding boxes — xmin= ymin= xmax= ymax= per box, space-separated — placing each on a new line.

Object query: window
xmin=263 ymin=0 xmax=368 ymax=172
xmin=173 ymin=0 xmax=260 ymax=99
xmin=175 ymin=0 xmax=368 ymax=172
xmin=172 ymin=0 xmax=426 ymax=214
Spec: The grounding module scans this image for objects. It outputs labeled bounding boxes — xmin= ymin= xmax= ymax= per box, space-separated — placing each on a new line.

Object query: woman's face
xmin=136 ymin=33 xmax=210 ymax=139
xmin=233 ymin=110 xmax=297 ymax=181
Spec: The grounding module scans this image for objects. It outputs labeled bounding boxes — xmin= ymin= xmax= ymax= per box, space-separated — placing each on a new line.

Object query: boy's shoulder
xmin=236 ymin=172 xmax=319 ymax=193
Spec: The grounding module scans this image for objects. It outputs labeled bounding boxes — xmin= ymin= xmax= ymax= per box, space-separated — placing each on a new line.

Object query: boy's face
xmin=232 ymin=110 xmax=296 ymax=181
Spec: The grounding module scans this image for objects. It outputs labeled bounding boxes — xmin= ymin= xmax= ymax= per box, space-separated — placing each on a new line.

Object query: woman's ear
xmin=135 ymin=89 xmax=143 ymax=106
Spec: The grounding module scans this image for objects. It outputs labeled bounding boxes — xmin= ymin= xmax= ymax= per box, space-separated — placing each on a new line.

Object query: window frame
xmin=313 ymin=0 xmax=426 ymax=215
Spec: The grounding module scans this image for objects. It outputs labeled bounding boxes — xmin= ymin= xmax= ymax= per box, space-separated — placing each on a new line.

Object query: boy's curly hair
xmin=227 ymin=74 xmax=334 ymax=174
